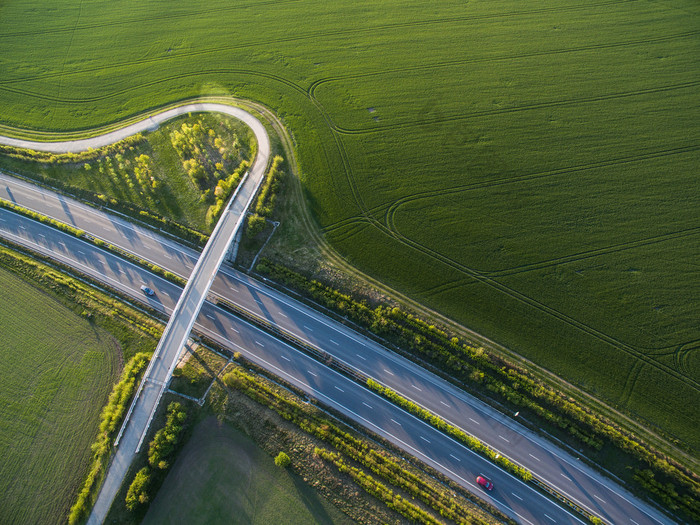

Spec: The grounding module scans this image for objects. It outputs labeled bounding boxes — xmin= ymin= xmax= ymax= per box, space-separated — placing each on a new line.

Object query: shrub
xmin=274 ymin=451 xmax=291 ymax=468
xmin=125 ymin=467 xmax=151 ymax=511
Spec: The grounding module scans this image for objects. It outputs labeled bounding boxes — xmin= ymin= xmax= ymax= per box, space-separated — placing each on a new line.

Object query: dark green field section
xmin=142 ymin=417 xmax=354 ymax=525
xmin=0 ymin=0 xmax=698 ymax=448
xmin=0 ymin=267 xmax=119 ymax=525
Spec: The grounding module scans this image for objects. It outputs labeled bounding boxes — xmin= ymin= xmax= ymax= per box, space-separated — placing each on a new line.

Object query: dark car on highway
xmin=140 ymin=285 xmax=155 ymax=296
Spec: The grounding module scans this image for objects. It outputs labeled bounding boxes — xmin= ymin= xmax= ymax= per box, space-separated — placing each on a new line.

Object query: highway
xmin=0 ymin=204 xmax=584 ymax=525
xmin=0 ymin=170 xmax=671 ymax=525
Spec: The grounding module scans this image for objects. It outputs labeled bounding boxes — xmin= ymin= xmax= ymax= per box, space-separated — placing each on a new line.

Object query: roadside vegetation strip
xmin=366 ymin=378 xmax=532 ymax=483
xmin=255 ymin=260 xmax=700 ymax=519
xmin=246 ymin=154 xmax=285 ymax=237
xmin=68 ymin=352 xmax=152 ymax=525
xmin=0 ymin=199 xmax=186 ymax=286
xmin=315 ymin=448 xmax=443 ymax=525
xmin=124 ymin=402 xmax=188 ymax=511
xmin=220 ymin=363 xmax=509 ymax=525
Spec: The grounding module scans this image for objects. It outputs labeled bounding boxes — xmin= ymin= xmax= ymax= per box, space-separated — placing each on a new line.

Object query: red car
xmin=476 ymin=475 xmax=494 ymax=491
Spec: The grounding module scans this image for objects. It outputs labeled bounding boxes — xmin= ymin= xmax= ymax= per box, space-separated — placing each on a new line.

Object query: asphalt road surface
xmin=0 ymin=173 xmax=672 ymax=525
xmin=0 ymin=206 xmax=587 ymax=525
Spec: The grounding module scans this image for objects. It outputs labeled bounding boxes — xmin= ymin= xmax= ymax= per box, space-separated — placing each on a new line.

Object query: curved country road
xmin=0 ymin=102 xmax=266 ymax=154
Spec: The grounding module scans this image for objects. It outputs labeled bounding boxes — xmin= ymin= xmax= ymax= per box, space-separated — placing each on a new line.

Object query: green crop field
xmin=0 ymin=0 xmax=698 ymax=450
xmin=142 ymin=417 xmax=354 ymax=525
xmin=0 ymin=266 xmax=120 ymax=525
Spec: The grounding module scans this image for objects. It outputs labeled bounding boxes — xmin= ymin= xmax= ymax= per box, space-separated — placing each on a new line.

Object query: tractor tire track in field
xmin=674 ymin=341 xmax=700 ymax=377
xmin=368 ymin=201 xmax=700 ymax=393
xmin=0 ymin=68 xmax=308 ymax=105
xmin=619 ymin=361 xmax=645 ymax=408
xmin=378 ymin=144 xmax=698 ymax=232
xmin=331 ymin=80 xmax=700 ymax=135
xmin=0 ymin=0 xmax=628 ymax=42
xmin=486 ymin=228 xmax=700 ymax=279
xmin=0 ymin=0 xmax=299 ymax=39
xmin=307 ymin=29 xmax=700 ymax=99
xmin=0 ymin=0 xmax=651 ymax=89
xmin=53 ymin=0 xmax=85 ymax=123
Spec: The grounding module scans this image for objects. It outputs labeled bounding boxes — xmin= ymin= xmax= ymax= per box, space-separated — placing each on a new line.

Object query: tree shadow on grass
xmin=289 ymin=470 xmax=337 ymax=525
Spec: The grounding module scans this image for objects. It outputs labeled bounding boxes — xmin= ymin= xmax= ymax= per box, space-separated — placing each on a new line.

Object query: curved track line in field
xmin=485 ymin=228 xmax=700 ymax=278
xmin=619 ymin=361 xmax=645 ymax=408
xmin=374 ymin=144 xmax=698 ymax=235
xmin=307 ymin=29 xmax=700 ymax=98
xmin=356 ymin=196 xmax=700 ymax=393
xmin=0 ymin=67 xmax=307 ymax=105
xmin=0 ymin=0 xmax=630 ymax=88
xmin=331 ymin=80 xmax=700 ymax=135
xmin=8 ymin=0 xmax=631 ymax=41
xmin=674 ymin=341 xmax=700 ymax=377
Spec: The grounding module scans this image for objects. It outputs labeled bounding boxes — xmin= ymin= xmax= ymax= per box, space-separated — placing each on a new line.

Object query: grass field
xmin=143 ymin=416 xmax=355 ymax=525
xmin=0 ymin=266 xmax=120 ymax=525
xmin=0 ymin=0 xmax=698 ymax=451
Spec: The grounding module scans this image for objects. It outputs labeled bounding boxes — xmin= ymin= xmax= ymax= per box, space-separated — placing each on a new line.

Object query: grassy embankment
xmin=0 ymin=0 xmax=696 ymax=455
xmin=0 ymin=244 xmax=160 ymax=525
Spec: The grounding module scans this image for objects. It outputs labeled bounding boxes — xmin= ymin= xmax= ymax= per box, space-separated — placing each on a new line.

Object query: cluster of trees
xmin=169 ymin=119 xmax=252 ymax=228
xmin=221 ymin=364 xmax=504 ymax=525
xmin=169 ymin=119 xmax=241 ymax=192
xmin=125 ymin=402 xmax=188 ymax=511
xmin=246 ymin=155 xmax=284 ymax=238
xmin=92 ymin=152 xmax=157 ymax=198
xmin=68 ymin=352 xmax=151 ymax=524
xmin=255 ymin=260 xmax=700 ymax=520
xmin=206 ymin=160 xmax=249 ymax=227
xmin=274 ymin=451 xmax=291 ymax=468
xmin=634 ymin=469 xmax=699 ymax=519
xmin=367 ymin=379 xmax=532 ymax=482
xmin=147 ymin=402 xmax=187 ymax=470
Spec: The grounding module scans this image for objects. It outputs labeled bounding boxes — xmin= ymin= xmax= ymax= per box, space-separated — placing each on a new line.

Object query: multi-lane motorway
xmin=0 ymin=170 xmax=671 ymax=525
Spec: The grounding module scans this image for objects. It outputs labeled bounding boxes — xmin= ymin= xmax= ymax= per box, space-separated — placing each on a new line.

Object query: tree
xmin=125 ymin=467 xmax=151 ymax=511
xmin=274 ymin=451 xmax=291 ymax=468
